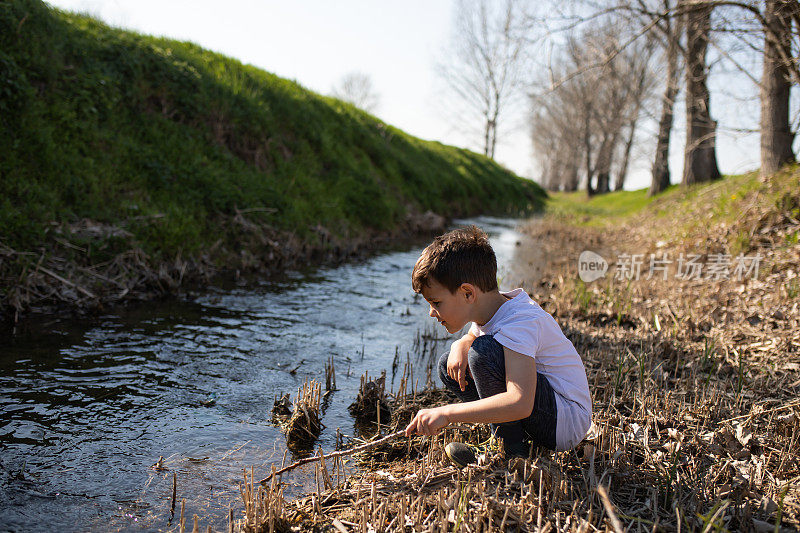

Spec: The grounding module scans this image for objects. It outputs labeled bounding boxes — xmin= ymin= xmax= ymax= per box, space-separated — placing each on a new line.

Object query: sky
xmin=45 ymin=0 xmax=763 ymax=190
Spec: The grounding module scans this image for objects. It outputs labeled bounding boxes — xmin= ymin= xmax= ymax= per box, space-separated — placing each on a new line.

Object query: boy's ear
xmin=460 ymin=283 xmax=476 ymax=302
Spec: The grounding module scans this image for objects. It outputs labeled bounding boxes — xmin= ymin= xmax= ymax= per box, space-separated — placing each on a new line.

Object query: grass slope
xmin=545 ymin=187 xmax=667 ymax=222
xmin=0 ymin=0 xmax=543 ymax=265
xmin=545 ymin=169 xmax=796 ymax=233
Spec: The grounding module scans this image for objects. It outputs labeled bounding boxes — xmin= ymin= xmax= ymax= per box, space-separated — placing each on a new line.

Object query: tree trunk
xmin=489 ymin=118 xmax=498 ymax=159
xmin=682 ymin=2 xmax=721 ymax=185
xmin=616 ymin=119 xmax=638 ymax=191
xmin=596 ymin=171 xmax=610 ymax=194
xmin=594 ymin=132 xmax=617 ymax=194
xmin=650 ymin=3 xmax=682 ymax=196
xmin=584 ymin=127 xmax=596 ymax=196
xmin=565 ymin=151 xmax=580 ymax=191
xmin=760 ymin=0 xmax=796 ymax=177
xmin=543 ymin=156 xmax=559 ymax=190
xmin=483 ymin=117 xmax=491 ymax=157
xmin=619 ymin=63 xmax=648 ymax=192
xmin=489 ymin=91 xmax=500 ymax=159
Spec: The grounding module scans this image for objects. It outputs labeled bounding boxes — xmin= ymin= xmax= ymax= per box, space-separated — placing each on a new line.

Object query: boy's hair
xmin=412 ymin=225 xmax=498 ymax=294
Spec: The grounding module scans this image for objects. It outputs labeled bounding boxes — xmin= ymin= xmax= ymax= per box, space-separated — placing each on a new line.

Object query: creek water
xmin=0 ymin=216 xmax=541 ymax=532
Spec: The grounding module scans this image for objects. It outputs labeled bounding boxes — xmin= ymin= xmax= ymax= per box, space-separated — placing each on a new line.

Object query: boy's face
xmin=420 ymin=278 xmax=474 ymax=334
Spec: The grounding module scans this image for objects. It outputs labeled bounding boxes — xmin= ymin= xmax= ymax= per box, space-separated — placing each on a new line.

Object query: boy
xmin=404 ymin=226 xmax=591 ymax=465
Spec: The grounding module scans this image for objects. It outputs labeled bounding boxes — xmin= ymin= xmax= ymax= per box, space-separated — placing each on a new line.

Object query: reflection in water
xmin=0 ymin=216 xmax=536 ymax=531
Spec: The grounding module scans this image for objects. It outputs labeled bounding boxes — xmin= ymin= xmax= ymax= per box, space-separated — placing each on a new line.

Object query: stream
xmin=0 ymin=216 xmax=541 ymax=532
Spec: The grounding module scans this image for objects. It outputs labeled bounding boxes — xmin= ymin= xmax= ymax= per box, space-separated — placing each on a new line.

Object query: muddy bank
xmin=0 ymin=209 xmax=448 ymax=326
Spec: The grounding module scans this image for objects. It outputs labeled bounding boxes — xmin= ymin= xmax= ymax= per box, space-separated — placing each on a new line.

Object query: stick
xmin=597 ymin=485 xmax=624 ymax=533
xmin=259 ymin=430 xmax=405 ymax=484
xmin=170 ymin=472 xmax=177 ymax=521
xmin=719 ymin=399 xmax=800 ymax=423
xmin=38 ymin=266 xmax=96 ymax=299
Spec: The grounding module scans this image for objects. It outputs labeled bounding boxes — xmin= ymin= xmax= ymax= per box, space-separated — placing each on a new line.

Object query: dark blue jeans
xmin=438 ymin=334 xmax=558 ymax=454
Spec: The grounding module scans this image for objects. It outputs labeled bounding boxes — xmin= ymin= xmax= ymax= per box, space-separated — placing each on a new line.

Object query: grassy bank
xmin=545 ymin=186 xmax=666 ymax=222
xmin=232 ymin=168 xmax=799 ymax=531
xmin=0 ymin=0 xmax=544 ymax=320
xmin=546 ymin=168 xmax=799 ymax=258
xmin=544 ymin=170 xmax=786 ymax=229
xmin=519 ymin=167 xmax=800 ymax=529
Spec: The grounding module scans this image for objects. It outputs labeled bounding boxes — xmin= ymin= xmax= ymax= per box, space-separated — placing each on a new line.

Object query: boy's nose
xmin=429 ymin=306 xmax=436 ymax=318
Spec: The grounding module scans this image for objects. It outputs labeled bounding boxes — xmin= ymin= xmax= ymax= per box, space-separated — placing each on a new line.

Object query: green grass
xmin=545 ymin=186 xmax=673 ymax=224
xmin=545 ymin=170 xmax=771 ymax=228
xmin=545 ymin=167 xmax=800 ymax=263
xmin=0 ymin=0 xmax=544 ymax=263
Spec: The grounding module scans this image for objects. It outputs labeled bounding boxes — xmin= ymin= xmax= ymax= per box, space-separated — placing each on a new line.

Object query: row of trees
xmin=532 ymin=25 xmax=656 ymax=193
xmin=440 ymin=0 xmax=800 ymax=195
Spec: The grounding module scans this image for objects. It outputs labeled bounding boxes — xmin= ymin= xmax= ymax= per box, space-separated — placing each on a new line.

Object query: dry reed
xmin=286 ymin=379 xmax=323 ymax=451
xmin=348 ymin=371 xmax=391 ymax=426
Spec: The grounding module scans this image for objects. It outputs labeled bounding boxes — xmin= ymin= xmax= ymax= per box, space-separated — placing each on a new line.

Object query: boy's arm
xmin=405 ymin=346 xmax=537 ymax=436
xmin=453 ymin=331 xmax=477 ymax=351
xmin=448 ymin=331 xmax=477 ymax=392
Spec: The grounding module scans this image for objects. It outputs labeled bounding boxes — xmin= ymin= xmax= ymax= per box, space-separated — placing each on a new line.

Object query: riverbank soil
xmin=0 ymin=214 xmax=446 ymax=325
xmin=240 ymin=169 xmax=799 ymax=532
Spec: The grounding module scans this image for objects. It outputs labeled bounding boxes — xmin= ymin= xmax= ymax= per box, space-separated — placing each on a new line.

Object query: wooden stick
xmin=719 ymin=398 xmax=800 ymax=423
xmin=596 ymin=485 xmax=623 ymax=533
xmin=170 ymin=472 xmax=177 ymax=521
xmin=38 ymin=266 xmax=96 ymax=298
xmin=259 ymin=430 xmax=406 ymax=484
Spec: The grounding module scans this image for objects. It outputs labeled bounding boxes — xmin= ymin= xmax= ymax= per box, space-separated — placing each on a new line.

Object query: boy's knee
xmin=467 ymin=335 xmax=504 ymax=369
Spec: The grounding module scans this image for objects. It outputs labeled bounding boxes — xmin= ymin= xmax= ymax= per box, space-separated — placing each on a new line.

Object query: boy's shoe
xmin=444 ymin=442 xmax=479 ymax=468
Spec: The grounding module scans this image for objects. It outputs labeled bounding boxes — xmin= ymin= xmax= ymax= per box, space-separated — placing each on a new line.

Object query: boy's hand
xmin=447 ymin=337 xmax=472 ymax=391
xmin=404 ymin=407 xmax=450 ymax=436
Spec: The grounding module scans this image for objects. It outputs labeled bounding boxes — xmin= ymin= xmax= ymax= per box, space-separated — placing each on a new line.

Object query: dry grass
xmin=272 ymin=380 xmax=323 ymax=453
xmin=348 ymin=371 xmax=391 ymax=428
xmin=237 ymin=347 xmax=798 ymax=531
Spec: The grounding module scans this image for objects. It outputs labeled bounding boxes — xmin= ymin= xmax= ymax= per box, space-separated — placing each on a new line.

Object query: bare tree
xmin=647 ymin=0 xmax=684 ymax=195
xmin=550 ymin=0 xmax=687 ymax=194
xmin=531 ymin=74 xmax=584 ymax=190
xmin=591 ymin=38 xmax=627 ymax=195
xmin=437 ymin=0 xmax=531 ymax=159
xmin=534 ymin=0 xmax=800 ymax=191
xmin=330 ymin=71 xmax=380 ymax=113
xmin=760 ymin=0 xmax=797 ymax=176
xmin=530 ymin=19 xmax=655 ymax=194
xmin=590 ymin=30 xmax=656 ymax=194
xmin=682 ymin=0 xmax=721 ymax=185
xmin=616 ymin=39 xmax=657 ymax=190
xmin=701 ymin=0 xmax=799 ymax=177
xmin=616 ymin=123 xmax=639 ymax=190
xmin=606 ymin=0 xmax=800 ymax=184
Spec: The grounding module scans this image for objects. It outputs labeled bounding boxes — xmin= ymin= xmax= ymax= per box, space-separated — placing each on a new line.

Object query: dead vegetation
xmin=511 ymin=169 xmax=800 ymax=530
xmin=238 ymin=343 xmax=799 ymax=531
xmin=348 ymin=371 xmax=391 ymax=427
xmin=0 ymin=238 xmax=199 ymax=322
xmin=285 ymin=380 xmax=324 ymax=453
xmin=272 ymin=393 xmax=293 ymax=426
xmin=0 ymin=213 xmax=446 ymax=325
xmin=270 ymin=378 xmax=326 ymax=453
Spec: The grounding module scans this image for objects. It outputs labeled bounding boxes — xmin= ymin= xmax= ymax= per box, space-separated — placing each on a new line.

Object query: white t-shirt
xmin=469 ymin=288 xmax=592 ymax=451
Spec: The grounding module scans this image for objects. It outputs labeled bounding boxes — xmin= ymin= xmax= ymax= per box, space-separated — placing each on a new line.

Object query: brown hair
xmin=411 ymin=225 xmax=498 ymax=294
